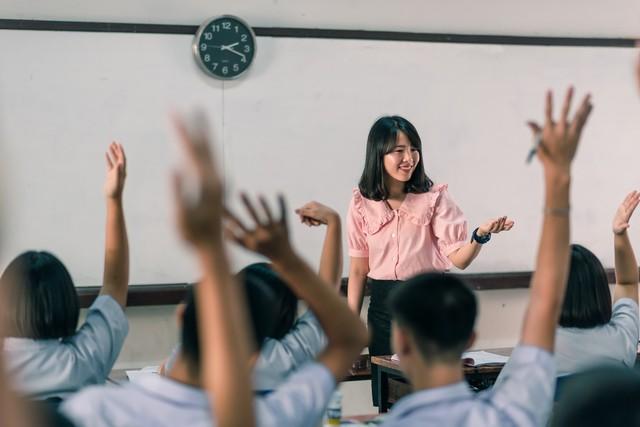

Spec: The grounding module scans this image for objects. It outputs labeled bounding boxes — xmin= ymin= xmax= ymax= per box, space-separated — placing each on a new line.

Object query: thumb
xmin=526 ymin=121 xmax=542 ymax=135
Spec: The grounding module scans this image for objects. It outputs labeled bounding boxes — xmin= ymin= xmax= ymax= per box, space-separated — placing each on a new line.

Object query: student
xmin=252 ymin=200 xmax=342 ymax=392
xmin=346 ymin=115 xmax=514 ymax=402
xmin=0 ymin=142 xmax=130 ymax=400
xmin=61 ymin=116 xmax=368 ymax=427
xmin=379 ymin=87 xmax=593 ymax=426
xmin=160 ymin=201 xmax=341 ymax=393
xmin=551 ymin=365 xmax=640 ymax=427
xmin=554 ymin=192 xmax=640 ymax=377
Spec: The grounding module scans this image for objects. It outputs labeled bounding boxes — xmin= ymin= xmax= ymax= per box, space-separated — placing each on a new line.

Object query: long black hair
xmin=358 ymin=116 xmax=433 ymax=201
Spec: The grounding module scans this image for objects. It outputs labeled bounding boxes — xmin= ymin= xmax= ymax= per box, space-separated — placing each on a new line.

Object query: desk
xmin=372 ymin=348 xmax=512 ymax=413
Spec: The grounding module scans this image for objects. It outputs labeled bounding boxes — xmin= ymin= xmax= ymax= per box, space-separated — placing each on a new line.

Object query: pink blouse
xmin=347 ymin=184 xmax=468 ymax=281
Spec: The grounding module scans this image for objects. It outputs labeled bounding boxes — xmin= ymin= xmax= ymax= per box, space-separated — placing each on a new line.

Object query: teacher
xmin=346 ymin=116 xmax=514 ymax=405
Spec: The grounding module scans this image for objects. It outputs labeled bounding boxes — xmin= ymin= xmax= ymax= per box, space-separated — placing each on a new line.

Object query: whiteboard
xmin=1 ymin=29 xmax=639 ymax=286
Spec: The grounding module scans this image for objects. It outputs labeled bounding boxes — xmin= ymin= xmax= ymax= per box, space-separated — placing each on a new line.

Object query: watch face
xmin=193 ymin=15 xmax=256 ymax=80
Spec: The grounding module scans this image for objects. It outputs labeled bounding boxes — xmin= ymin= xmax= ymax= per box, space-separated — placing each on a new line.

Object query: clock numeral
xmin=235 ymin=26 xmax=239 ymax=33
xmin=204 ymin=54 xmax=211 ymax=62
xmin=204 ymin=32 xmax=213 ymax=40
xmin=243 ymin=45 xmax=251 ymax=53
xmin=241 ymin=34 xmax=247 ymax=42
xmin=211 ymin=24 xmax=220 ymax=32
xmin=241 ymin=57 xmax=247 ymax=63
xmin=233 ymin=64 xmax=239 ymax=72
xmin=222 ymin=66 xmax=229 ymax=75
xmin=200 ymin=43 xmax=207 ymax=51
xmin=222 ymin=22 xmax=231 ymax=30
xmin=212 ymin=63 xmax=219 ymax=70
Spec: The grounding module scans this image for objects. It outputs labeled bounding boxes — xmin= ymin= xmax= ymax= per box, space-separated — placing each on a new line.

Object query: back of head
xmin=0 ymin=251 xmax=79 ymax=339
xmin=181 ymin=276 xmax=278 ymax=376
xmin=551 ymin=366 xmax=640 ymax=427
xmin=559 ymin=244 xmax=612 ymax=328
xmin=389 ymin=272 xmax=476 ymax=362
xmin=238 ymin=263 xmax=297 ymax=340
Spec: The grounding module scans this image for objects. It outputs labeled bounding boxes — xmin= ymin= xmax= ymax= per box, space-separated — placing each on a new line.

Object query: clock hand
xmin=225 ymin=47 xmax=246 ymax=61
xmin=220 ymin=42 xmax=240 ymax=51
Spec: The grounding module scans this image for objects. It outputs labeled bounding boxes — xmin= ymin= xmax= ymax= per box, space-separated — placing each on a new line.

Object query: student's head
xmin=0 ymin=251 xmax=79 ymax=339
xmin=358 ymin=116 xmax=433 ymax=201
xmin=180 ymin=277 xmax=278 ymax=378
xmin=389 ymin=272 xmax=477 ymax=368
xmin=238 ymin=263 xmax=298 ymax=340
xmin=559 ymin=244 xmax=612 ymax=328
xmin=551 ymin=366 xmax=640 ymax=427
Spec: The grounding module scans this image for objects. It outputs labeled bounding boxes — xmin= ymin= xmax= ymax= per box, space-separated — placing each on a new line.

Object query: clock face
xmin=193 ymin=15 xmax=256 ymax=80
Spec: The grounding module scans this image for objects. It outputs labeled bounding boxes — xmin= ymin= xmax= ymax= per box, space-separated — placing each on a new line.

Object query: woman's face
xmin=383 ymin=132 xmax=420 ymax=183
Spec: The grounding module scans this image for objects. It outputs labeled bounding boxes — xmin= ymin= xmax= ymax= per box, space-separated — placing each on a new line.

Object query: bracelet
xmin=544 ymin=206 xmax=570 ymax=216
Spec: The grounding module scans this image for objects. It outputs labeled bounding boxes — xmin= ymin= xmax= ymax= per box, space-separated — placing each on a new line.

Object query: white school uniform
xmin=381 ymin=345 xmax=556 ymax=427
xmin=3 ymin=295 xmax=129 ymax=400
xmin=555 ymin=297 xmax=640 ymax=377
xmin=253 ymin=310 xmax=326 ymax=391
xmin=60 ymin=362 xmax=335 ymax=427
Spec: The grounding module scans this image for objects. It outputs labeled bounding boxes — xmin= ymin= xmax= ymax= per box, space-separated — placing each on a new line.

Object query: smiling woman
xmin=346 ymin=115 xmax=514 ymax=406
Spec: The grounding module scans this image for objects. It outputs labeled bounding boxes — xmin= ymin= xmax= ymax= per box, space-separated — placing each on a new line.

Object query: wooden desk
xmin=372 ymin=348 xmax=512 ymax=413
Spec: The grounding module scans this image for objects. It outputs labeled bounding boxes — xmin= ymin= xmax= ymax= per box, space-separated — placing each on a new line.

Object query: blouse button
xmin=392 ymin=233 xmax=396 ymax=238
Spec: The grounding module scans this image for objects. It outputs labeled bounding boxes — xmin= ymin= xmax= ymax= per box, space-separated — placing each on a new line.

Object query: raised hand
xmin=295 ymin=201 xmax=339 ymax=227
xmin=478 ymin=216 xmax=515 ymax=236
xmin=613 ymin=191 xmax=640 ymax=235
xmin=225 ymin=193 xmax=293 ymax=262
xmin=172 ymin=113 xmax=224 ymax=246
xmin=527 ymin=87 xmax=593 ymax=174
xmin=104 ymin=142 xmax=127 ymax=199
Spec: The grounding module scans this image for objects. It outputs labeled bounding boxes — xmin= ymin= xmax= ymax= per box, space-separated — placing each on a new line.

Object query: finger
xmin=118 ymin=143 xmax=127 ymax=169
xmin=105 ymin=152 xmax=114 ymax=170
xmin=172 ymin=172 xmax=187 ymax=217
xmin=504 ymin=221 xmax=515 ymax=230
xmin=259 ymin=195 xmax=275 ymax=224
xmin=241 ymin=193 xmax=263 ymax=226
xmin=278 ymin=194 xmax=288 ymax=226
xmin=570 ymin=94 xmax=593 ymax=136
xmin=223 ymin=206 xmax=249 ymax=233
xmin=526 ymin=121 xmax=542 ymax=135
xmin=545 ymin=90 xmax=554 ymax=124
xmin=560 ymin=86 xmax=574 ymax=126
xmin=223 ymin=224 xmax=244 ymax=246
xmin=172 ymin=113 xmax=214 ymax=177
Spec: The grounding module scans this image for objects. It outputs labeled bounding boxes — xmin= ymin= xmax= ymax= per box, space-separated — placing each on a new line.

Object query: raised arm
xmin=521 ymin=87 xmax=593 ymax=351
xmin=612 ymin=191 xmax=640 ymax=303
xmin=295 ymin=201 xmax=343 ymax=289
xmin=226 ymin=195 xmax=369 ymax=381
xmin=100 ymin=142 xmax=130 ymax=307
xmin=172 ymin=115 xmax=254 ymax=427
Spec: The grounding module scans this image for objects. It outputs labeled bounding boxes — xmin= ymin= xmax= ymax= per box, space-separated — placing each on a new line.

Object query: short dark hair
xmin=0 ymin=251 xmax=79 ymax=339
xmin=239 ymin=263 xmax=298 ymax=340
xmin=559 ymin=244 xmax=612 ymax=328
xmin=181 ymin=276 xmax=278 ymax=376
xmin=389 ymin=272 xmax=476 ymax=362
xmin=551 ymin=366 xmax=640 ymax=427
xmin=358 ymin=116 xmax=434 ymax=201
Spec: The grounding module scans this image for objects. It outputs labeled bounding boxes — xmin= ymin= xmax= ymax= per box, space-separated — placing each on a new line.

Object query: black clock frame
xmin=192 ymin=15 xmax=257 ymax=80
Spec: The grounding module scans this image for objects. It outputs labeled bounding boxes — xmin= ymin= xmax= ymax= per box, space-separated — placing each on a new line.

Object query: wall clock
xmin=193 ymin=15 xmax=256 ymax=80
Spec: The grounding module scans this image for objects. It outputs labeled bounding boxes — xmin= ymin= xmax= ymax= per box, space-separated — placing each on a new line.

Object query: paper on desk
xmin=462 ymin=351 xmax=509 ymax=366
xmin=125 ymin=366 xmax=160 ymax=382
xmin=391 ymin=351 xmax=508 ymax=366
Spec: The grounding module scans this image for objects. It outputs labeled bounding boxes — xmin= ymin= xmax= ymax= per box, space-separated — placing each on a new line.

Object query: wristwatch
xmin=471 ymin=227 xmax=491 ymax=244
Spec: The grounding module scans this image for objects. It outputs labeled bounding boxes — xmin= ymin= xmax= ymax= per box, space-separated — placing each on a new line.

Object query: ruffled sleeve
xmin=431 ymin=184 xmax=468 ymax=257
xmin=347 ymin=189 xmax=369 ymax=258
